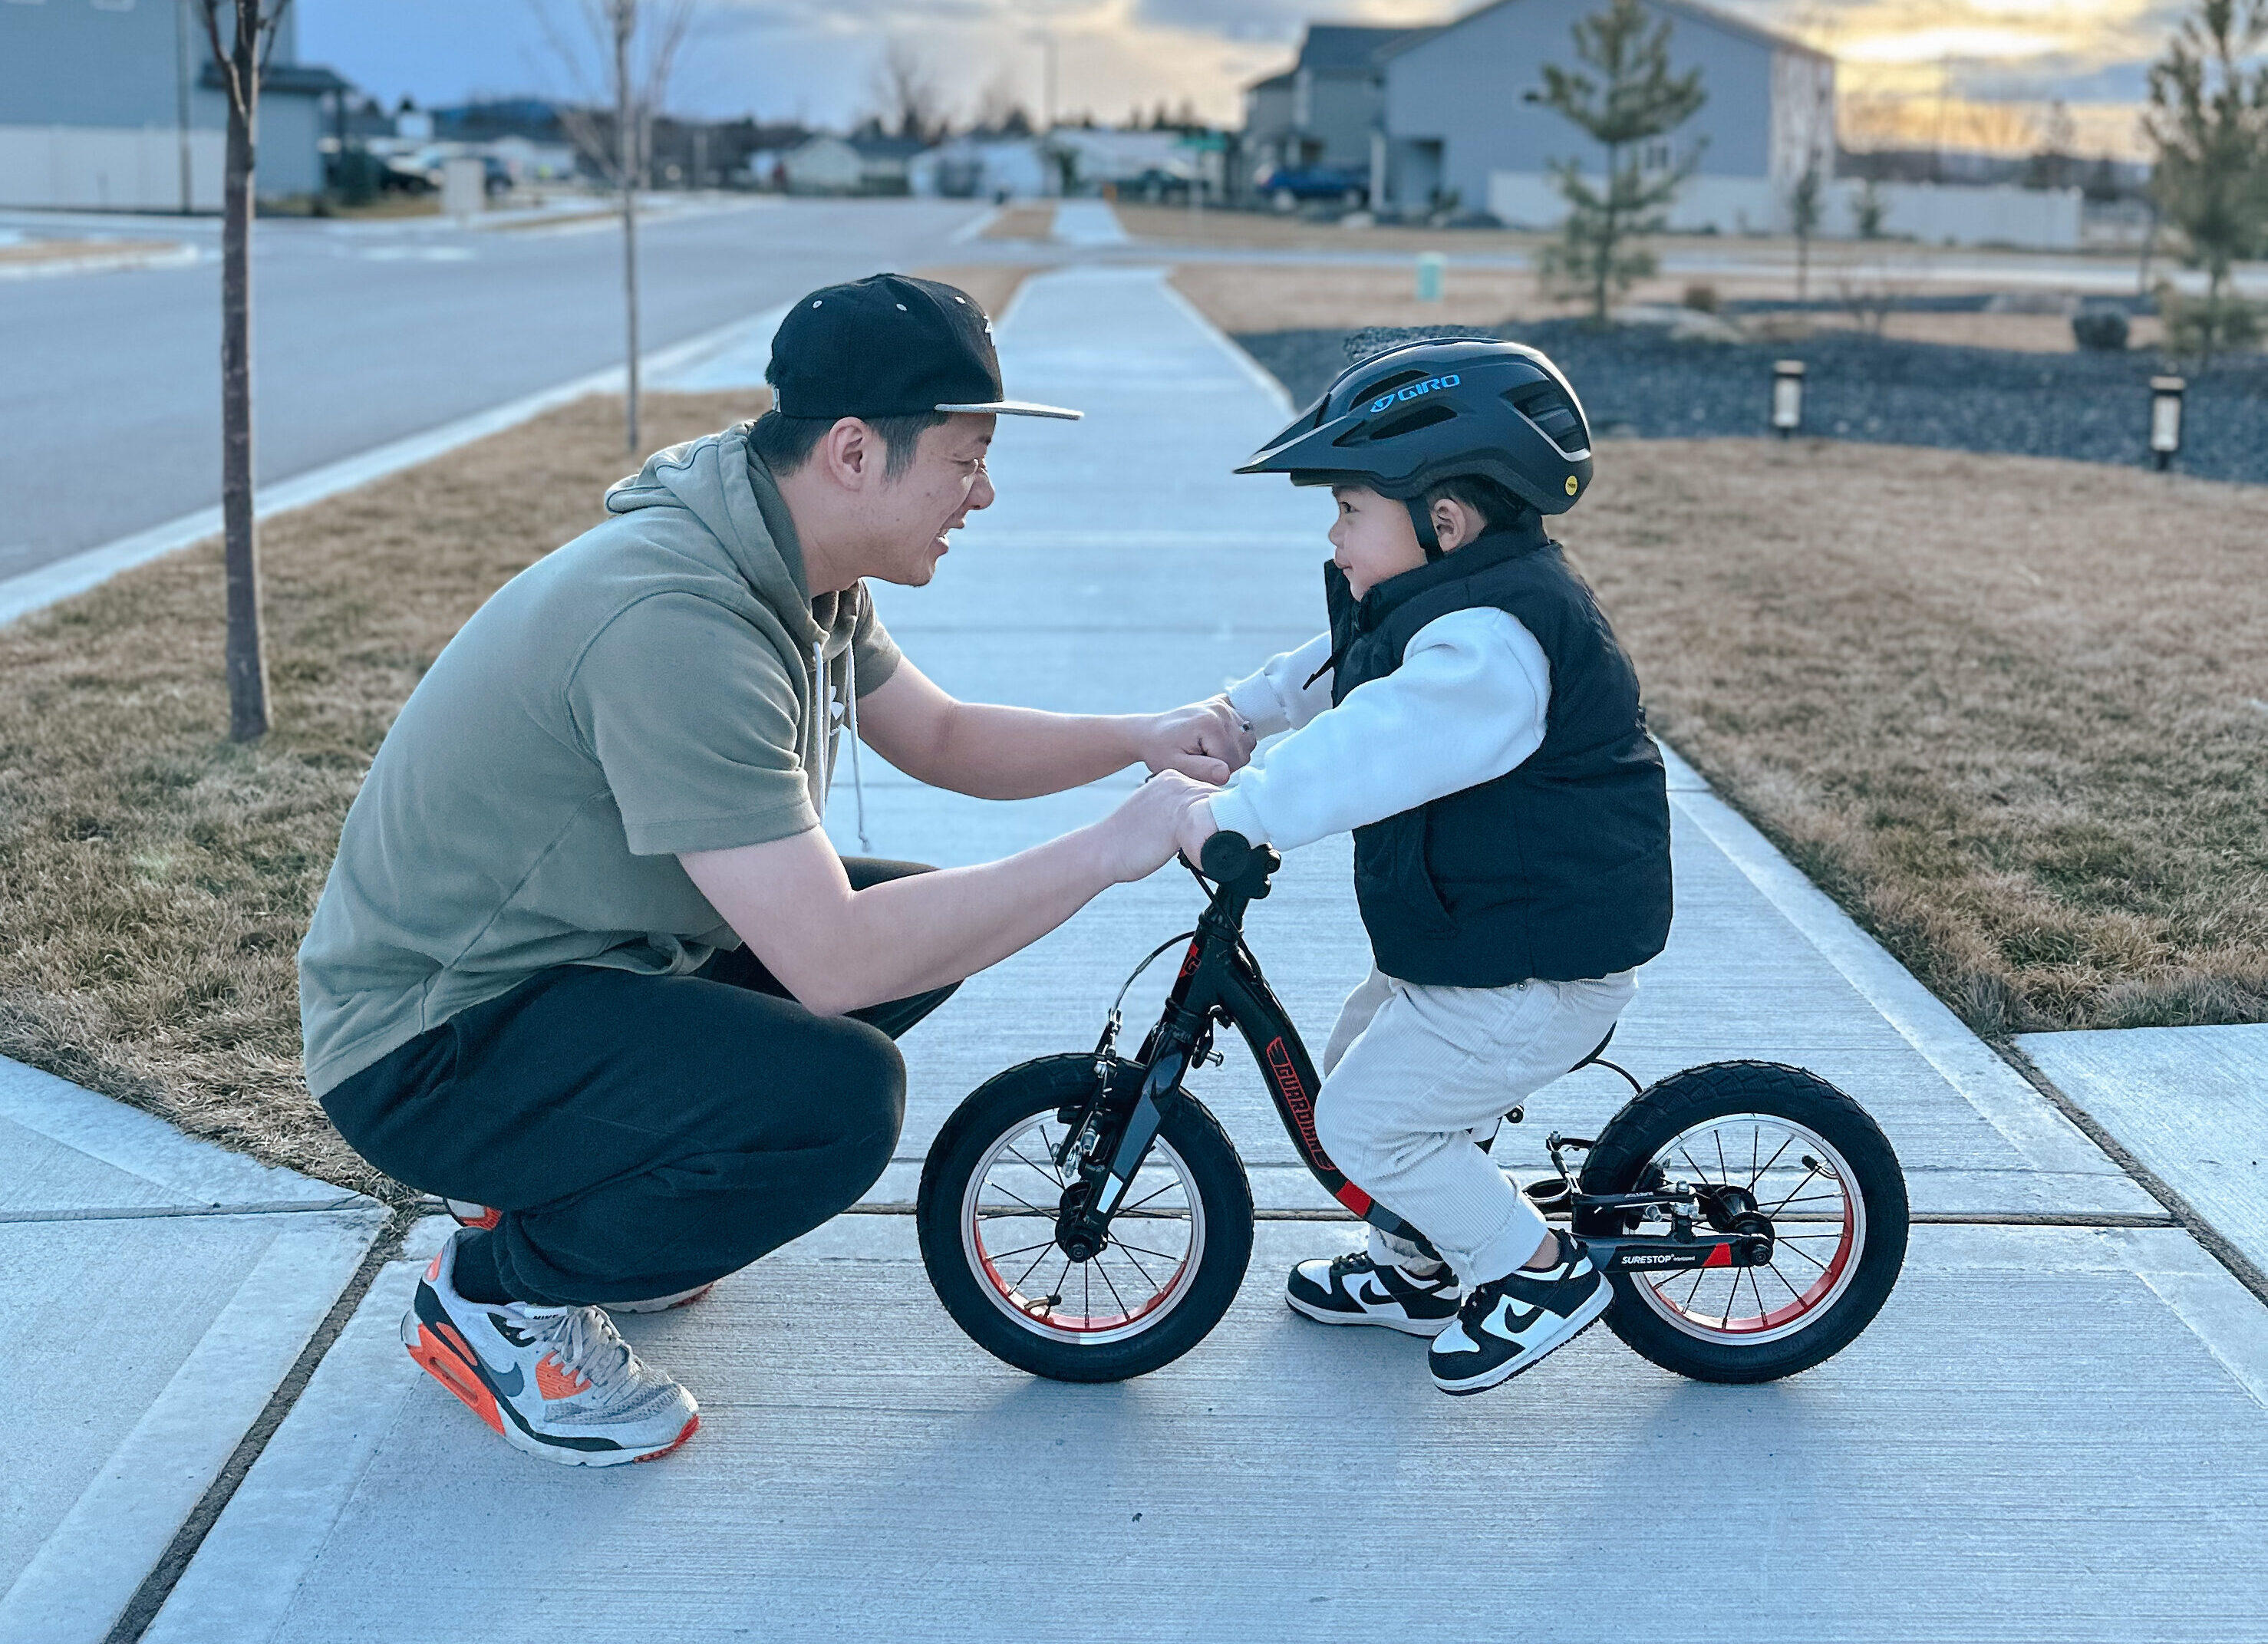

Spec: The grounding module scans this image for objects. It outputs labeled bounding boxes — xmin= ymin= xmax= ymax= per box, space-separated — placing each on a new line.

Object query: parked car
xmin=1256 ymin=166 xmax=1366 ymax=209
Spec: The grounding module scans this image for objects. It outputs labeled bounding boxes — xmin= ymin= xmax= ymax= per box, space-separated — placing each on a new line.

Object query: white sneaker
xmin=1285 ymin=1249 xmax=1462 ymax=1336
xmin=1428 ymin=1232 xmax=1612 ymax=1395
xmin=402 ymin=1230 xmax=701 ymax=1467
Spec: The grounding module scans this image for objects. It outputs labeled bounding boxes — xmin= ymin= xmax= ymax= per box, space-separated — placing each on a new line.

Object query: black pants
xmin=321 ymin=858 xmax=955 ymax=1306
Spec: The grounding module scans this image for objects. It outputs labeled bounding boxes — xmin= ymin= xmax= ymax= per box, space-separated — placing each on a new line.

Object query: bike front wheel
xmin=1575 ymin=1060 xmax=1908 ymax=1385
xmin=916 ymin=1055 xmax=1254 ymax=1383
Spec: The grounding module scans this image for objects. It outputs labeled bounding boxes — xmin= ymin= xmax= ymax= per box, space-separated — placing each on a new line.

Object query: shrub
xmin=1682 ymin=281 xmax=1720 ymax=313
xmin=2071 ymin=308 xmax=2131 ymax=351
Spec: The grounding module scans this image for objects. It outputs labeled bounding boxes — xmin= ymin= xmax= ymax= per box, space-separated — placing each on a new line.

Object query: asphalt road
xmin=0 ymin=197 xmax=987 ymax=581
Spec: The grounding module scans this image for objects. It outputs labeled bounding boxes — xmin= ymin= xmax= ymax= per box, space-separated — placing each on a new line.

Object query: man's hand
xmin=1099 ymin=773 xmax=1220 ymax=884
xmin=1173 ymin=794 xmax=1220 ymax=868
xmin=1137 ymin=697 xmax=1256 ymax=784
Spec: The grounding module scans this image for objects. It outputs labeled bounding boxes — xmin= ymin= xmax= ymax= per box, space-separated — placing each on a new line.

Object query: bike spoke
xmin=1109 ymin=1238 xmax=1163 ymax=1291
xmin=1093 ymin=1258 xmax=1132 ymax=1320
xmin=1106 ymin=1236 xmax=1188 ymax=1264
xmin=981 ymin=1238 xmax=1059 ymax=1263
xmin=1005 ymin=1142 xmax=1064 ymax=1189
xmin=1765 ymin=1166 xmax=1824 ymax=1217
xmin=1746 ymin=1135 xmax=1794 ymax=1191
xmin=1778 ymin=1239 xmax=1829 ymax=1273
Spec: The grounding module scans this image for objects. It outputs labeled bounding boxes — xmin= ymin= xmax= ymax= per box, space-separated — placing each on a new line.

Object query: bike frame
xmin=1051 ymin=838 xmax=1774 ymax=1279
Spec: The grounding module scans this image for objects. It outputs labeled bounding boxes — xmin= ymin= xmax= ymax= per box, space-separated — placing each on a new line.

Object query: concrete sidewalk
xmin=0 ymin=1060 xmax=382 ymax=1643
xmin=101 ymin=266 xmax=2268 ymax=1639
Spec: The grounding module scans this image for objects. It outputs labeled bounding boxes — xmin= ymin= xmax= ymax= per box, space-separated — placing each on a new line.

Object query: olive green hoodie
xmin=297 ymin=422 xmax=899 ymax=1097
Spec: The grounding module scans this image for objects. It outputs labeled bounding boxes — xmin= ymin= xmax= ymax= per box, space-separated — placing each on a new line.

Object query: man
xmin=299 ymin=274 xmax=1239 ymax=1466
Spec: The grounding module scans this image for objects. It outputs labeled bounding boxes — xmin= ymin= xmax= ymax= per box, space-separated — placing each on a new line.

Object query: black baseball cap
xmin=766 ymin=272 xmax=1082 ymax=423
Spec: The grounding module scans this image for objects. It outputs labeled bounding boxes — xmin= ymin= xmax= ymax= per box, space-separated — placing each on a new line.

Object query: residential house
xmin=0 ymin=0 xmax=347 ymax=210
xmin=1241 ymin=24 xmax=1432 ymax=186
xmin=1373 ymin=0 xmax=1833 ymax=232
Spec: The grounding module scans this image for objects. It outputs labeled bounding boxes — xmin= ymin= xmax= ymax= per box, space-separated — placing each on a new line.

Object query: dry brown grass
xmin=1571 ymin=440 xmax=2268 ymax=1036
xmin=0 ymin=390 xmax=763 ymax=1197
xmin=0 ymin=239 xmax=182 ymax=267
xmin=1171 ymin=262 xmax=2156 ymax=354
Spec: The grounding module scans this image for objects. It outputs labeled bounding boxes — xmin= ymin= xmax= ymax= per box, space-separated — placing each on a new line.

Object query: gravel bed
xmin=1237 ymin=322 xmax=2268 ymax=485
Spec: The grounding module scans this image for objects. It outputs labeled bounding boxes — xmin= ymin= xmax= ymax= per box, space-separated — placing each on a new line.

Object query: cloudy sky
xmin=296 ymin=0 xmax=2189 ymax=156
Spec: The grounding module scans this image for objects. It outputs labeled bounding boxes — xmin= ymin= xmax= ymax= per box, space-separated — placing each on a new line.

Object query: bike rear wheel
xmin=1575 ymin=1061 xmax=1907 ymax=1385
xmin=917 ymin=1055 xmax=1254 ymax=1383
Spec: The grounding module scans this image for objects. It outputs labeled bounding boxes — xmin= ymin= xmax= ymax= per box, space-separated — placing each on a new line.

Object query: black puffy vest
xmin=1325 ymin=520 xmax=1673 ymax=987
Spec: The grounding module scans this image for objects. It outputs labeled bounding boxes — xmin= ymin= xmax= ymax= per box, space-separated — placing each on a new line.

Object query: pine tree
xmin=1536 ymin=0 xmax=1708 ymax=326
xmin=2144 ymin=0 xmax=2268 ymax=365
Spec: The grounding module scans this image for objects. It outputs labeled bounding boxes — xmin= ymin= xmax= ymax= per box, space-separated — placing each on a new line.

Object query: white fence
xmin=1486 ymin=170 xmax=2084 ymax=250
xmin=0 ymin=125 xmax=226 ymax=212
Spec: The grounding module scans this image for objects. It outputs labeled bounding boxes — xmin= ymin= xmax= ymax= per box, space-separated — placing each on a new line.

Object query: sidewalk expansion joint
xmin=101 ymin=1204 xmax=421 ymax=1644
xmin=1996 ymin=1039 xmax=2268 ymax=1309
xmin=842 ymin=1201 xmax=2175 ymax=1228
xmin=0 ymin=1197 xmax=371 ymax=1225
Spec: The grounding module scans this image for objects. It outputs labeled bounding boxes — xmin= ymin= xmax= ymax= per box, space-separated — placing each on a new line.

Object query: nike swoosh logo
xmin=486 ymin=1361 xmax=524 ymax=1398
xmin=1486 ymin=1300 xmax=1547 ymax=1339
xmin=1356 ymin=1280 xmax=1396 ymax=1308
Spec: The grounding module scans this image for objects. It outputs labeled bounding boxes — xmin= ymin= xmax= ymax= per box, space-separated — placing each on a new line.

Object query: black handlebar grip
xmin=1200 ymin=829 xmax=1257 ymax=884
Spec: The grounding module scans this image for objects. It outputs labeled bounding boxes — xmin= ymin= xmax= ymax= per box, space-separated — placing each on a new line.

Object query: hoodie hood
xmin=604 ymin=421 xmax=829 ymax=653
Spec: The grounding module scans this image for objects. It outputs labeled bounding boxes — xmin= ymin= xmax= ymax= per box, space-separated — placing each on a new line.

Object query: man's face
xmin=1328 ymin=485 xmax=1427 ymax=598
xmin=864 ymin=413 xmax=997 ymax=586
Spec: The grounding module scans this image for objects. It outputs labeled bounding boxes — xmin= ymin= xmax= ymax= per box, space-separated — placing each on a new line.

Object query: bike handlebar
xmin=1198 ymin=829 xmax=1277 ymax=892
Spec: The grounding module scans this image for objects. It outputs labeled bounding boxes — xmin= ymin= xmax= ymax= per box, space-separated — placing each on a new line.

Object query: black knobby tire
xmin=1574 ymin=1060 xmax=1908 ymax=1385
xmin=917 ymin=1055 xmax=1254 ymax=1383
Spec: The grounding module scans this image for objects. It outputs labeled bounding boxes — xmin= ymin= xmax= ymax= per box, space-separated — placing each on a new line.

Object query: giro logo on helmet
xmin=1367 ymin=373 xmax=1461 ymax=415
xmin=1565 ymin=475 xmax=1579 ymax=495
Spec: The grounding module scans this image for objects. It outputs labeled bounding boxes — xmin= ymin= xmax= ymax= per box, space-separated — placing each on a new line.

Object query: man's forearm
xmin=812 ymin=823 xmax=1121 ymax=1009
xmin=921 ymin=700 xmax=1149 ymax=799
xmin=685 ymin=820 xmax=1126 ymax=1017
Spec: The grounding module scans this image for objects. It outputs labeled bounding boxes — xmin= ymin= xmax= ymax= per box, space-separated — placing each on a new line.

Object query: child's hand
xmin=1138 ymin=697 xmax=1256 ymax=783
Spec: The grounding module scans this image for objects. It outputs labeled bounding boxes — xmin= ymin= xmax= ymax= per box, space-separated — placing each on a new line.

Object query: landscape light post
xmin=2149 ymin=374 xmax=2186 ymax=470
xmin=1772 ymin=358 xmax=1805 ymax=438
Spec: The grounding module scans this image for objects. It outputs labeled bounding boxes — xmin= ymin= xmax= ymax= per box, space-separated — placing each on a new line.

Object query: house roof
xmin=1298 ymin=24 xmax=1436 ymax=72
xmin=848 ymin=133 xmax=929 ymax=160
xmin=1245 ymin=70 xmax=1297 ymax=94
xmin=198 ymin=61 xmax=352 ymax=97
xmin=1378 ymin=0 xmax=1829 ymax=64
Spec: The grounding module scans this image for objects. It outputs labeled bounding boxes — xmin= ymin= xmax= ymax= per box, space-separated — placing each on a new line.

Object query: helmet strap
xmin=1405 ymin=496 xmax=1443 ymax=562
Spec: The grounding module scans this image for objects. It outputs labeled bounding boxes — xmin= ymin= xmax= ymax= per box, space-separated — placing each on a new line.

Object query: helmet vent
xmin=1505 ymin=386 xmax=1586 ymax=455
xmin=1338 ymin=401 xmax=1455 ymax=445
xmin=1358 ymin=368 xmax=1432 ymax=400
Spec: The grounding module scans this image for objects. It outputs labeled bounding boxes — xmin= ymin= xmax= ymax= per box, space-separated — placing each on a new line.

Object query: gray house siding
xmin=0 ymin=0 xmax=328 ymax=206
xmin=1380 ymin=0 xmax=1799 ymax=212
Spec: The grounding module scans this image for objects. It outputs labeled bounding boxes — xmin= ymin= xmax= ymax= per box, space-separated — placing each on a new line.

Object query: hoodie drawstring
xmin=845 ymin=636 xmax=870 ymax=854
xmin=814 ymin=628 xmax=872 ymax=855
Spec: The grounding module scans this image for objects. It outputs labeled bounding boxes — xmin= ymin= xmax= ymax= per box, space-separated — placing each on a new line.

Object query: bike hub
xmin=1054 ymin=1181 xmax=1105 ymax=1263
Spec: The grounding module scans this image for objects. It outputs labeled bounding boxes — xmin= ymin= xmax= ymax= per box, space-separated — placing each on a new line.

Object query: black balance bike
xmin=917 ymin=832 xmax=1908 ymax=1385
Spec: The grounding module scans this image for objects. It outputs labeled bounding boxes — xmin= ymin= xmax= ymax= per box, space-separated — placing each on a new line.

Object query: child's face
xmin=1329 ymin=486 xmax=1428 ymax=598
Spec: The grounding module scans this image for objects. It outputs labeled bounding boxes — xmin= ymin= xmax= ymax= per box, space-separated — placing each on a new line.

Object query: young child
xmin=1181 ymin=338 xmax=1673 ymax=1395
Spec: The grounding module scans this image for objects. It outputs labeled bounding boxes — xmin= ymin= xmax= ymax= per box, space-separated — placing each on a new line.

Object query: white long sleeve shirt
xmin=1209 ymin=609 xmax=1553 ymax=853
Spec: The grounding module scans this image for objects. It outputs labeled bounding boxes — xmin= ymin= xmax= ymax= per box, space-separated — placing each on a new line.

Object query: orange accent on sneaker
xmin=632 ymin=1414 xmax=701 ymax=1464
xmin=536 ymin=1354 xmax=592 ymax=1401
xmin=427 ymin=1254 xmax=443 ymax=1281
xmin=405 ymin=1324 xmax=506 ymax=1436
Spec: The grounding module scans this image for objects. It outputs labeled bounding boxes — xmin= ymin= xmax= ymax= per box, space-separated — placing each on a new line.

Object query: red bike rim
xmin=1628 ymin=1115 xmax=1865 ymax=1346
xmin=959 ymin=1113 xmax=1205 ymax=1345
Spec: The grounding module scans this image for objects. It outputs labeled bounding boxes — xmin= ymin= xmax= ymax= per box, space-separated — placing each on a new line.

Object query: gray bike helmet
xmin=1235 ymin=338 xmax=1593 ymax=552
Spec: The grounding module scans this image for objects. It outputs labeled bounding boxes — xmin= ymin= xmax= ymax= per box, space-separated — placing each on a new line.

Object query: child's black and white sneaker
xmin=1429 ymin=1231 xmax=1611 ymax=1395
xmin=1287 ymin=1250 xmax=1461 ymax=1336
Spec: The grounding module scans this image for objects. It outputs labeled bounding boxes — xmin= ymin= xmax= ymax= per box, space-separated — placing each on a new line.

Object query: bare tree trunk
xmin=615 ymin=1 xmax=641 ymax=454
xmin=219 ymin=27 xmax=269 ymax=742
